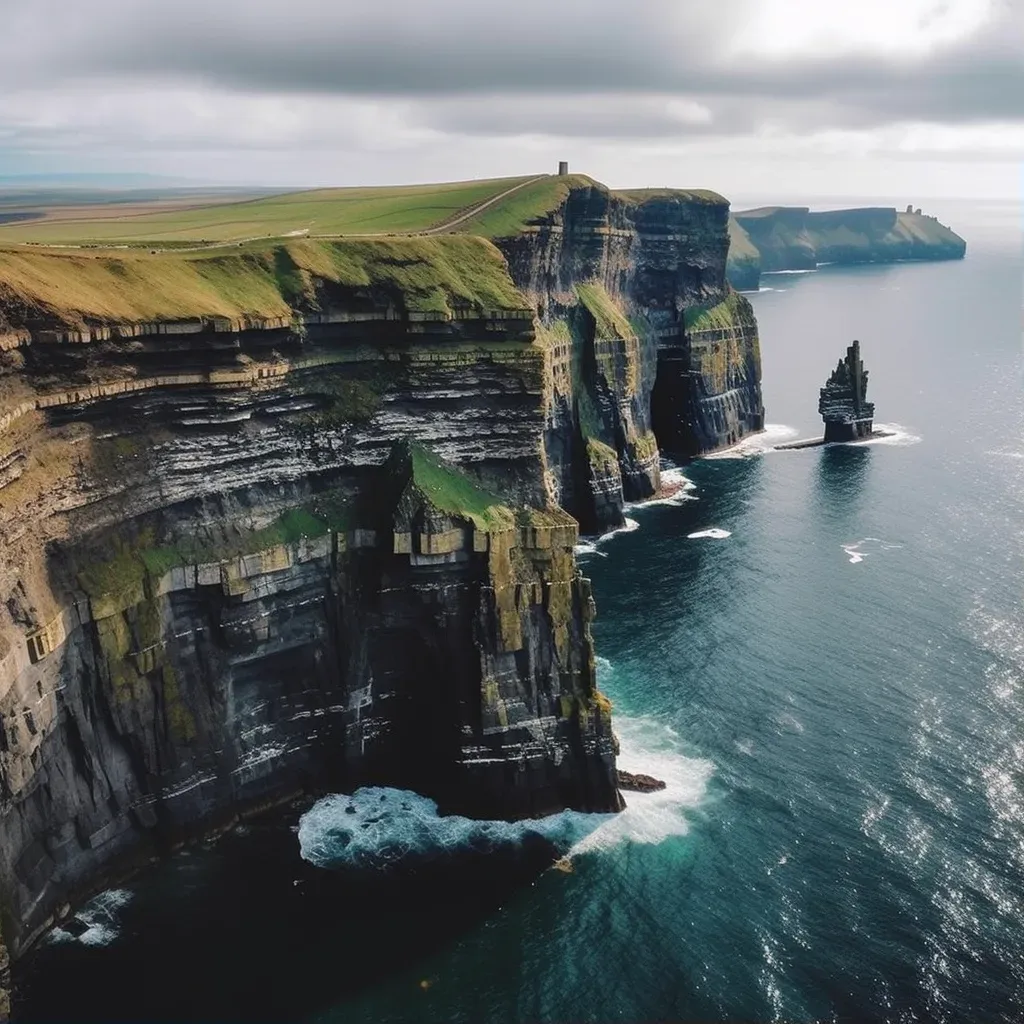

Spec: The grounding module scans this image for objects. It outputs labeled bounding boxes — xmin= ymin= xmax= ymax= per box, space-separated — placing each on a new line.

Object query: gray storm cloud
xmin=4 ymin=0 xmax=1022 ymax=135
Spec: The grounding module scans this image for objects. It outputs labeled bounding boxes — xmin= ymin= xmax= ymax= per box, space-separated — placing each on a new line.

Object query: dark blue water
xmin=19 ymin=199 xmax=1024 ymax=1023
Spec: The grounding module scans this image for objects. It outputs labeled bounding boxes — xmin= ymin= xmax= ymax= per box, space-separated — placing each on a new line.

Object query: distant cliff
xmin=0 ymin=176 xmax=762 ymax=1008
xmin=726 ymin=206 xmax=966 ymax=290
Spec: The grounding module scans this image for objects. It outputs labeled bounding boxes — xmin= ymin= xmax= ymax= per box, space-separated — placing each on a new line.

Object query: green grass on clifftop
xmin=454 ymin=175 xmax=598 ymax=237
xmin=614 ymin=187 xmax=727 ymax=205
xmin=0 ymin=235 xmax=528 ymax=327
xmin=0 ymin=177 xmax=534 ymax=245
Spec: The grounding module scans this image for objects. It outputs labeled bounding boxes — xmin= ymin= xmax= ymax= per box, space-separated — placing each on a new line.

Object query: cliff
xmin=0 ymin=174 xmax=762 ymax=1010
xmin=492 ymin=178 xmax=763 ymax=527
xmin=726 ymin=206 xmax=966 ymax=290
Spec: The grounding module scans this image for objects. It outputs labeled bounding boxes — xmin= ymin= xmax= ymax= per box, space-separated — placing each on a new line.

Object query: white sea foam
xmin=297 ymin=709 xmax=713 ymax=870
xmin=853 ymin=423 xmax=921 ymax=447
xmin=575 ymin=516 xmax=641 ymax=556
xmin=688 ymin=528 xmax=732 ymax=540
xmin=46 ymin=888 xmax=133 ymax=947
xmin=624 ymin=468 xmax=698 ymax=511
xmin=763 ymin=268 xmax=817 ymax=275
xmin=842 ymin=537 xmax=904 ymax=564
xmin=704 ymin=423 xmax=799 ymax=460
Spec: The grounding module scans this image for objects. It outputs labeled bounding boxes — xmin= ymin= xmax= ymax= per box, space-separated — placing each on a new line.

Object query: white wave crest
xmin=704 ymin=423 xmax=799 ymax=460
xmin=842 ymin=536 xmax=904 ymax=564
xmin=297 ymin=715 xmax=712 ymax=870
xmin=571 ymin=715 xmax=713 ymax=856
xmin=624 ymin=468 xmax=698 ymax=511
xmin=46 ymin=888 xmax=133 ymax=947
xmin=688 ymin=528 xmax=732 ymax=540
xmin=575 ymin=516 xmax=641 ymax=556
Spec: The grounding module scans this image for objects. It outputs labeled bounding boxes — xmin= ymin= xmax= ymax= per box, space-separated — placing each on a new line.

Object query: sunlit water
xmin=19 ymin=201 xmax=1024 ymax=1022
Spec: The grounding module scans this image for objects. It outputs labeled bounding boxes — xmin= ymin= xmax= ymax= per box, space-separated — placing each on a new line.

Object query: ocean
xmin=18 ymin=198 xmax=1024 ymax=1023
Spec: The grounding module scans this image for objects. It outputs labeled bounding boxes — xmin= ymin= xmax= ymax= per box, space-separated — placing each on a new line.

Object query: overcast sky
xmin=1 ymin=0 xmax=1021 ymax=199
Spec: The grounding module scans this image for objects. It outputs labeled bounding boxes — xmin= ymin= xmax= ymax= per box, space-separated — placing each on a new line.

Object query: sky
xmin=1 ymin=0 xmax=1022 ymax=199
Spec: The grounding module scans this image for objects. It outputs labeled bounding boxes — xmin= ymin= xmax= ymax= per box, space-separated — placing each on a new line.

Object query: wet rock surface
xmin=617 ymin=770 xmax=667 ymax=794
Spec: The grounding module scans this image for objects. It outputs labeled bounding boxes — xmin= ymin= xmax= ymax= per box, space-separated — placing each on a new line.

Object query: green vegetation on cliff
xmin=615 ymin=187 xmax=727 ymax=205
xmin=726 ymin=205 xmax=966 ymax=287
xmin=726 ymin=216 xmax=761 ymax=289
xmin=575 ymin=282 xmax=635 ymax=341
xmin=454 ymin=174 xmax=597 ymax=237
xmin=0 ymin=235 xmax=528 ymax=328
xmin=683 ymin=289 xmax=749 ymax=332
xmin=408 ymin=444 xmax=514 ymax=530
xmin=76 ymin=507 xmax=339 ymax=600
xmin=0 ymin=176 xmax=534 ymax=245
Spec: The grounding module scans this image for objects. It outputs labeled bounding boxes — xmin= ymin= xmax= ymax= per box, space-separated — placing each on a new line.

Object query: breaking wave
xmin=45 ymin=889 xmax=133 ymax=947
xmin=855 ymin=423 xmax=921 ymax=447
xmin=704 ymin=423 xmax=799 ymax=460
xmin=575 ymin=517 xmax=640 ymax=557
xmin=688 ymin=528 xmax=732 ymax=540
xmin=625 ymin=467 xmax=698 ymax=511
xmin=298 ymin=697 xmax=712 ymax=870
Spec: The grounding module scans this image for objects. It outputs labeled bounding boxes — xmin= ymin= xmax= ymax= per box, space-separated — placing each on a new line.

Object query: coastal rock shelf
xmin=0 ymin=176 xmax=763 ymax=1013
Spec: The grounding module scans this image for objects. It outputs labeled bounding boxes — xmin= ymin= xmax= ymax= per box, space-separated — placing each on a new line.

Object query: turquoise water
xmin=19 ymin=201 xmax=1023 ymax=1022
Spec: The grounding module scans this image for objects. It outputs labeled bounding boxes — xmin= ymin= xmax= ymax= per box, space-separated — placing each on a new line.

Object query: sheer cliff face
xmin=498 ymin=183 xmax=763 ymax=527
xmin=0 ymin=240 xmax=622 ymax=969
xmin=0 ymin=187 xmax=763 ymax=976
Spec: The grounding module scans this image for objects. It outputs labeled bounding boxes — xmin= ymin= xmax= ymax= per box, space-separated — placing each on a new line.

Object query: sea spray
xmin=704 ymin=423 xmax=798 ymax=460
xmin=45 ymin=889 xmax=133 ymax=947
xmin=298 ymin=712 xmax=713 ymax=871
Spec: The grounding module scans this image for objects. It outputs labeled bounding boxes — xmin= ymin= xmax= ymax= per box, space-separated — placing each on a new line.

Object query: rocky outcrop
xmin=819 ymin=339 xmax=875 ymax=442
xmin=497 ymin=182 xmax=763 ymax=528
xmin=726 ymin=206 xmax=966 ymax=290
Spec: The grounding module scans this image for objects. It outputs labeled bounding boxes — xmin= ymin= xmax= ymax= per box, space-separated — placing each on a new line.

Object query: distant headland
xmin=727 ymin=205 xmax=966 ymax=291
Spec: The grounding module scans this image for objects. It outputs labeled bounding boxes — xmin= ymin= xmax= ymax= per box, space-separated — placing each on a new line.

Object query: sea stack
xmin=819 ymin=340 xmax=875 ymax=442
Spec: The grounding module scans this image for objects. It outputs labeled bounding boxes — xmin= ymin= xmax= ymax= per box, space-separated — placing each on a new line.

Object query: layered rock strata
xmin=819 ymin=339 xmax=875 ymax=442
xmin=497 ymin=183 xmax=763 ymax=528
xmin=0 ymin=181 xmax=763 ymax=1011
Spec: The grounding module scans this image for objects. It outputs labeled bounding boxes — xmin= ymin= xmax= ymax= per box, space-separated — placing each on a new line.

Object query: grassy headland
xmin=0 ymin=235 xmax=528 ymax=328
